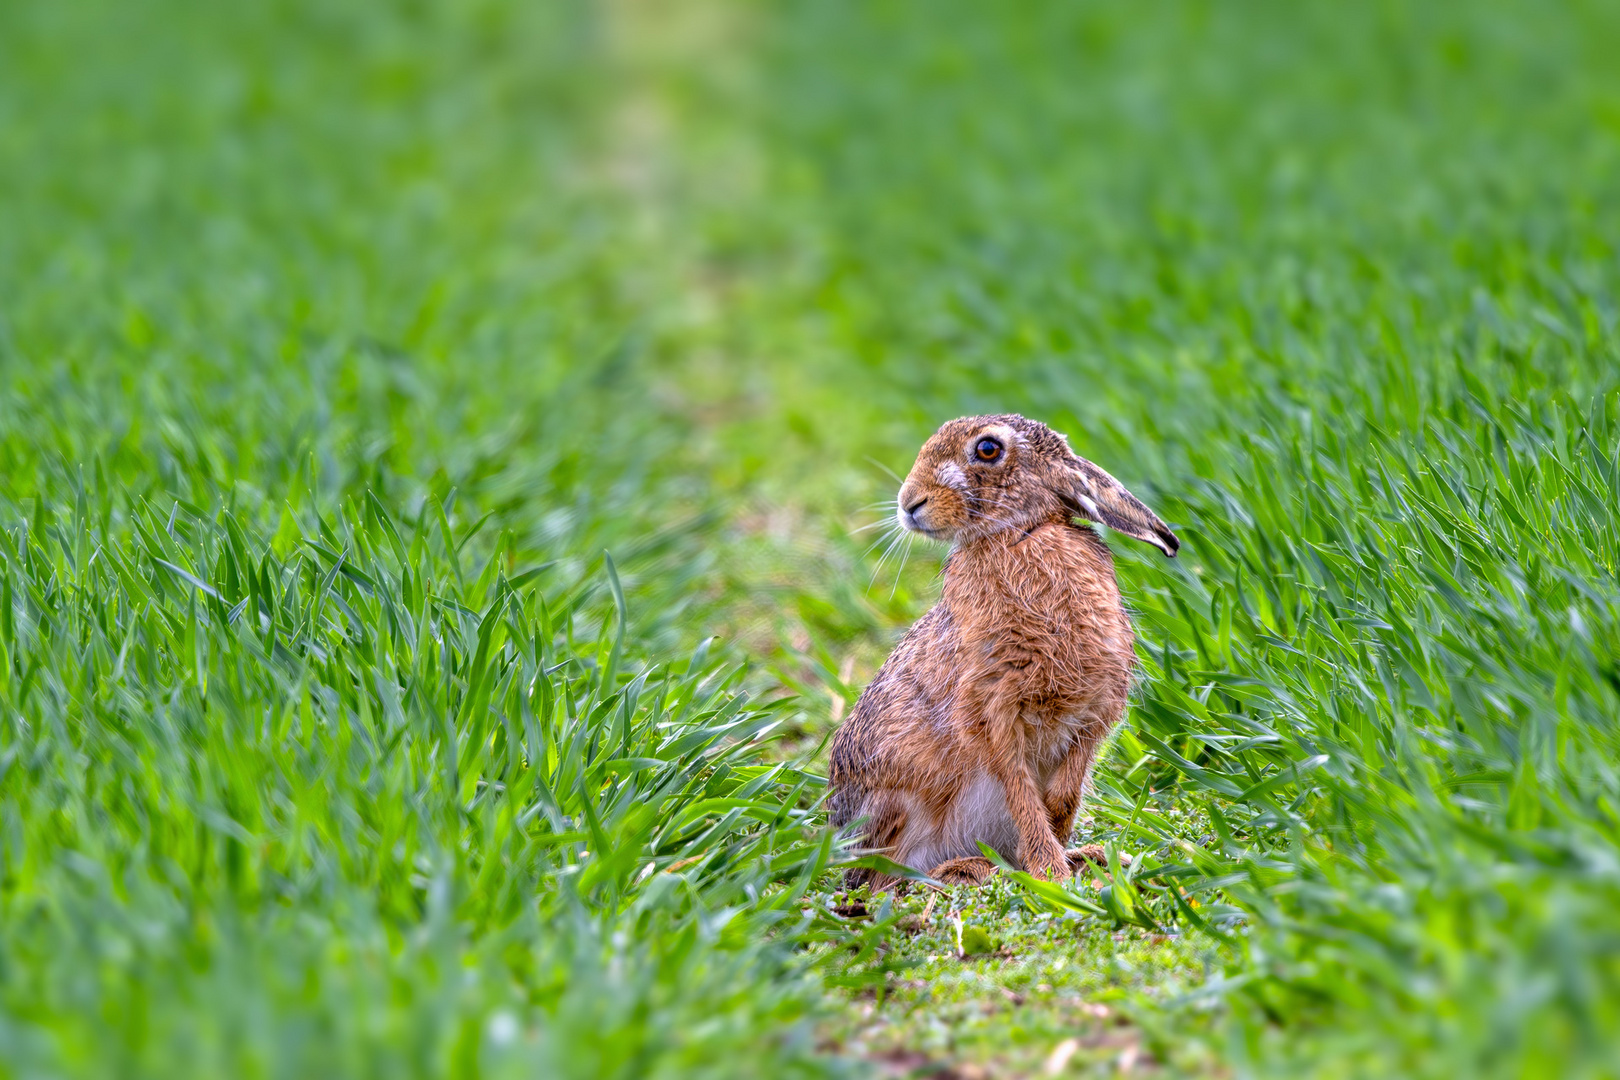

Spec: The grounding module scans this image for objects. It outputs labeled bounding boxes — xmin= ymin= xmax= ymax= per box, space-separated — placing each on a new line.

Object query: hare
xmin=830 ymin=414 xmax=1178 ymax=889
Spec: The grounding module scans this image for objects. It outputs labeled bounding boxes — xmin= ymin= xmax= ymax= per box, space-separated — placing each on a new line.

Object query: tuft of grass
xmin=0 ymin=482 xmax=860 ymax=1076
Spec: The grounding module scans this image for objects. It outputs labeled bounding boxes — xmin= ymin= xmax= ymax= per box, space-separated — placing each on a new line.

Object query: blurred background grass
xmin=2 ymin=0 xmax=1618 ymax=1076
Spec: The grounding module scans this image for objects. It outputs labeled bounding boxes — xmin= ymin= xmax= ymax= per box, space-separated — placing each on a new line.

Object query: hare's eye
xmin=974 ymin=438 xmax=1003 ymax=463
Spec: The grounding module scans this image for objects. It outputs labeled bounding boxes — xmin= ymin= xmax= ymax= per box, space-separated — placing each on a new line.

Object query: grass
xmin=3 ymin=0 xmax=1619 ymax=1076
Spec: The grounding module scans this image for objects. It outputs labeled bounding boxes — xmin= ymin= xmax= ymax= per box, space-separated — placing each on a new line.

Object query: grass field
xmin=2 ymin=0 xmax=1618 ymax=1076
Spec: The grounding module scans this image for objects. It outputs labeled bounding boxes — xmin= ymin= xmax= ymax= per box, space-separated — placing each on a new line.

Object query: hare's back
xmin=828 ymin=605 xmax=957 ymax=796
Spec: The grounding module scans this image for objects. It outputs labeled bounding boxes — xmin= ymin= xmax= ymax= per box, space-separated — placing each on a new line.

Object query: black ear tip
xmin=1161 ymin=532 xmax=1181 ymax=557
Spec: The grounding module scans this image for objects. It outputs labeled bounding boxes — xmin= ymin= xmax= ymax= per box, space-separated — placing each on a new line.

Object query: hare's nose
xmin=900 ymin=496 xmax=930 ymax=532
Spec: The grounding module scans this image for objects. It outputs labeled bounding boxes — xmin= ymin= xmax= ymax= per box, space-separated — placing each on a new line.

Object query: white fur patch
xmin=897 ymin=771 xmax=1019 ymax=870
xmin=949 ymin=770 xmax=1020 ymax=855
xmin=935 ymin=461 xmax=967 ymax=490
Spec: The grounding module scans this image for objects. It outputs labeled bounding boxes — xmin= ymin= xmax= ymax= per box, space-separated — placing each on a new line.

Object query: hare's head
xmin=895 ymin=414 xmax=1180 ymax=555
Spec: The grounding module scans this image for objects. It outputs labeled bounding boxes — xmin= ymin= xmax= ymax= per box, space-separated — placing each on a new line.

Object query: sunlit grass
xmin=3 ymin=0 xmax=1619 ymax=1076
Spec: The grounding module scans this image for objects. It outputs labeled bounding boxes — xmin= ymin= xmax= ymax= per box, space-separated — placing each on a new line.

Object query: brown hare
xmin=830 ymin=414 xmax=1178 ymax=889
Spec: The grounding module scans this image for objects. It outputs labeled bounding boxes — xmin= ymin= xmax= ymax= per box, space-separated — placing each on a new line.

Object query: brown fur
xmin=830 ymin=415 xmax=1177 ymax=887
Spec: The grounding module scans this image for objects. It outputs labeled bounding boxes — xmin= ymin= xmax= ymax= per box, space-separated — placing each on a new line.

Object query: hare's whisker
xmin=864 ymin=456 xmax=905 ymax=485
xmin=851 ymin=498 xmax=903 ymax=535
xmin=859 ymin=524 xmax=903 ymax=561
xmin=867 ymin=528 xmax=906 ymax=590
xmin=888 ymin=533 xmax=916 ymax=601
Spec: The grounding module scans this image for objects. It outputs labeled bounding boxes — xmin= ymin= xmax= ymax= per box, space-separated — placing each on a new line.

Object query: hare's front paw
xmin=929 ymin=856 xmax=997 ymax=886
xmin=1066 ymin=845 xmax=1107 ymax=873
xmin=1022 ymin=841 xmax=1071 ymax=881
xmin=1067 ymin=846 xmax=1133 ymax=875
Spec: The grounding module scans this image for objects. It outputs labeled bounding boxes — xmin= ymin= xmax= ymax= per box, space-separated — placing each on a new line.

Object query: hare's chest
xmin=992 ymin=610 xmax=1135 ymax=711
xmin=963 ymin=560 xmax=1130 ymax=666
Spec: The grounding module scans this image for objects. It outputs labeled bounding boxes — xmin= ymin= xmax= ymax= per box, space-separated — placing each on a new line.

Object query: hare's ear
xmin=1060 ymin=457 xmax=1180 ymax=557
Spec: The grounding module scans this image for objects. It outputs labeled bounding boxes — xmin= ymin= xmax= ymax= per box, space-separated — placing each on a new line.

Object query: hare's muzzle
xmin=899 ymin=492 xmax=937 ymax=535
